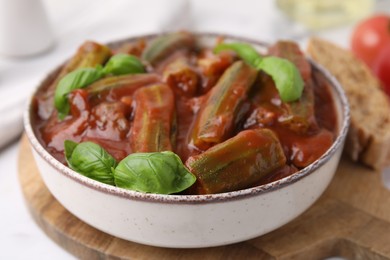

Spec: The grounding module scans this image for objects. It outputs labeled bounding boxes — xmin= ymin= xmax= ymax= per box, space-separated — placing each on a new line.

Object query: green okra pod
xmin=59 ymin=41 xmax=112 ymax=80
xmin=189 ymin=61 xmax=257 ymax=150
xmin=268 ymin=41 xmax=311 ymax=82
xmin=38 ymin=41 xmax=112 ymax=120
xmin=162 ymin=56 xmax=199 ymax=97
xmin=142 ymin=32 xmax=195 ymax=66
xmin=268 ymin=41 xmax=317 ymax=133
xmin=130 ymin=84 xmax=176 ymax=153
xmin=86 ymin=74 xmax=161 ymax=100
xmin=186 ymin=129 xmax=287 ymax=194
xmin=214 ymin=41 xmax=305 ymax=103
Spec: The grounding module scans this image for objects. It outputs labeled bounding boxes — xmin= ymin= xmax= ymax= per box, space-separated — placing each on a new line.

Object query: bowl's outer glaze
xmin=30 ymin=146 xmax=342 ymax=248
xmin=24 ymin=33 xmax=350 ymax=248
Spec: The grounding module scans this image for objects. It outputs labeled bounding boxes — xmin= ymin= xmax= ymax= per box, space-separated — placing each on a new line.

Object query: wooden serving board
xmin=18 ymin=134 xmax=390 ymax=259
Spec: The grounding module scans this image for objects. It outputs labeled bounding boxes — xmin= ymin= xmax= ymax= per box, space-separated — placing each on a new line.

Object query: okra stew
xmin=32 ymin=32 xmax=337 ymax=195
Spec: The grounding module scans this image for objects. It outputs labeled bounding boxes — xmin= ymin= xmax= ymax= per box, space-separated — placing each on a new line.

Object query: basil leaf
xmin=64 ymin=139 xmax=78 ymax=160
xmin=102 ymin=54 xmax=145 ymax=76
xmin=214 ymin=42 xmax=304 ymax=102
xmin=257 ymin=56 xmax=304 ymax=102
xmin=54 ymin=55 xmax=144 ymax=119
xmin=55 ymin=68 xmax=103 ymax=119
xmin=214 ymin=43 xmax=262 ymax=68
xmin=114 ymin=151 xmax=196 ymax=194
xmin=64 ymin=140 xmax=117 ymax=185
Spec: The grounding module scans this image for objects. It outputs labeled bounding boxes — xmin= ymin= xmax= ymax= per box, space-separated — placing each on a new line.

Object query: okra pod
xmin=186 ymin=129 xmax=287 ymax=194
xmin=115 ymin=39 xmax=146 ymax=57
xmin=248 ymin=76 xmax=316 ymax=134
xmin=268 ymin=41 xmax=311 ymax=82
xmin=86 ymin=74 xmax=160 ymax=101
xmin=56 ymin=41 xmax=112 ymax=86
xmin=37 ymin=41 xmax=112 ymax=120
xmin=130 ymin=84 xmax=176 ymax=153
xmin=162 ymin=56 xmax=199 ymax=97
xmin=268 ymin=41 xmax=317 ymax=133
xmin=142 ymin=32 xmax=195 ymax=66
xmin=197 ymin=50 xmax=235 ymax=94
xmin=189 ymin=61 xmax=257 ymax=150
xmin=280 ymin=81 xmax=317 ymax=133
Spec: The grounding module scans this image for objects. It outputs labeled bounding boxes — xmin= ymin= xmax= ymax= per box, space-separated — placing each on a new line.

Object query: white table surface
xmin=0 ymin=0 xmax=389 ymax=259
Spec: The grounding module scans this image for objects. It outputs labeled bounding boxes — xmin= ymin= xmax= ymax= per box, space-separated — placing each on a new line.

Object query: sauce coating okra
xmin=32 ymin=32 xmax=337 ymax=195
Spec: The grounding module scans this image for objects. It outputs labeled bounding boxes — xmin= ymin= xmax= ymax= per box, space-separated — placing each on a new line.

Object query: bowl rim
xmin=23 ymin=32 xmax=350 ymax=204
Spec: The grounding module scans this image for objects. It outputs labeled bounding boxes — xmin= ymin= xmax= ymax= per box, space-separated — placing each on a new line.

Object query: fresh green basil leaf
xmin=64 ymin=140 xmax=117 ymax=185
xmin=257 ymin=56 xmax=304 ymax=102
xmin=114 ymin=151 xmax=196 ymax=194
xmin=102 ymin=54 xmax=145 ymax=76
xmin=55 ymin=68 xmax=103 ymax=119
xmin=214 ymin=42 xmax=304 ymax=102
xmin=214 ymin=42 xmax=262 ymax=67
xmin=64 ymin=139 xmax=78 ymax=161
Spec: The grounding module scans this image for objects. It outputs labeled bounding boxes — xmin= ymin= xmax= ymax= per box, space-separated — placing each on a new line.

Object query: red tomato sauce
xmin=31 ymin=34 xmax=337 ymax=191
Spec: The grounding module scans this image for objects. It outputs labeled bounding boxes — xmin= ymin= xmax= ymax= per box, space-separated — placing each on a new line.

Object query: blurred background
xmin=0 ymin=0 xmax=388 ymax=258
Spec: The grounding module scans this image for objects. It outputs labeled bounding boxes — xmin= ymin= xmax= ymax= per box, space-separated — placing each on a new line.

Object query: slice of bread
xmin=307 ymin=37 xmax=390 ymax=170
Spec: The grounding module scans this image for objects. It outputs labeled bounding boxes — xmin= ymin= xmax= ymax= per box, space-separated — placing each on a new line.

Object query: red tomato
xmin=351 ymin=14 xmax=390 ymax=67
xmin=372 ymin=45 xmax=390 ymax=96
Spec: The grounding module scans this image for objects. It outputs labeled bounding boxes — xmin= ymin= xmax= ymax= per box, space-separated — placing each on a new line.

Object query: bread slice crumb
xmin=307 ymin=37 xmax=390 ymax=170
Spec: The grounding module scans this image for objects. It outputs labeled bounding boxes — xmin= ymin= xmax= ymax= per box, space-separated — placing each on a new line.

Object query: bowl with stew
xmin=24 ymin=32 xmax=349 ymax=248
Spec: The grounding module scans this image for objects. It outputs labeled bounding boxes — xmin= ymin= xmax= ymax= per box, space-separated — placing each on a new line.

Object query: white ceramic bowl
xmin=24 ymin=33 xmax=350 ymax=248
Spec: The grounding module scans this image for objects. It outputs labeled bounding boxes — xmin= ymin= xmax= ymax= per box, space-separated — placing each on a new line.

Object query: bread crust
xmin=307 ymin=38 xmax=390 ymax=170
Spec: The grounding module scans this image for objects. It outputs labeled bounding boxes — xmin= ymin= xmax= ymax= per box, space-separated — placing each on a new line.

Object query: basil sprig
xmin=214 ymin=42 xmax=304 ymax=102
xmin=54 ymin=54 xmax=144 ymax=119
xmin=114 ymin=152 xmax=196 ymax=194
xmin=258 ymin=57 xmax=304 ymax=102
xmin=55 ymin=68 xmax=103 ymax=119
xmin=102 ymin=54 xmax=145 ymax=75
xmin=64 ymin=140 xmax=196 ymax=194
xmin=64 ymin=140 xmax=117 ymax=185
xmin=214 ymin=43 xmax=262 ymax=67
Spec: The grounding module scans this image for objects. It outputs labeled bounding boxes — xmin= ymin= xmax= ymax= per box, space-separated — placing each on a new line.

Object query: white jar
xmin=0 ymin=0 xmax=54 ymax=57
